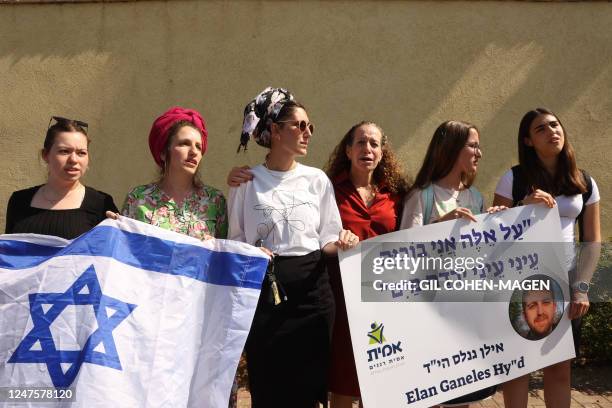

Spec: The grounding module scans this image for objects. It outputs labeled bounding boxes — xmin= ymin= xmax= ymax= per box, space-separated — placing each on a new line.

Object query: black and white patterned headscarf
xmin=237 ymin=87 xmax=294 ymax=152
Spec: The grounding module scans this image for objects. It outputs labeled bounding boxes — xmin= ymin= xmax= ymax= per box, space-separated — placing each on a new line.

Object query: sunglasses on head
xmin=48 ymin=116 xmax=89 ymax=131
xmin=276 ymin=120 xmax=314 ymax=134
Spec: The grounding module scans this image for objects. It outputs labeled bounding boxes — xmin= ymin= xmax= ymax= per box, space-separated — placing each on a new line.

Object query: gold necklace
xmin=41 ymin=184 xmax=82 ymax=203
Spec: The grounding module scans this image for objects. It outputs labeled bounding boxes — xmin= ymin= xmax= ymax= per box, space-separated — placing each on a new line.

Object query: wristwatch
xmin=571 ymin=281 xmax=590 ymax=293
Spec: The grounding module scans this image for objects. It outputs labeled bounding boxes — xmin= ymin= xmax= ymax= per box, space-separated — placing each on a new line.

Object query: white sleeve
xmin=494 ymin=169 xmax=514 ymax=200
xmin=227 ymin=185 xmax=247 ymax=243
xmin=399 ymin=189 xmax=424 ymax=229
xmin=586 ymin=177 xmax=600 ymax=205
xmin=318 ymin=176 xmax=342 ymax=248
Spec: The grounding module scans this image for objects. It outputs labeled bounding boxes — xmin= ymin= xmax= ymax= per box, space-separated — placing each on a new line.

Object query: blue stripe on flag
xmin=0 ymin=226 xmax=267 ymax=289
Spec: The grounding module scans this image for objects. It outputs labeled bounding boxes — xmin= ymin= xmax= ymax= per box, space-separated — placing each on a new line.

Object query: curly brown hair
xmin=325 ymin=121 xmax=409 ymax=196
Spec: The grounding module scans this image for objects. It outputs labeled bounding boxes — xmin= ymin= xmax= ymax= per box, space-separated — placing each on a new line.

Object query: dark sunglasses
xmin=276 ymin=120 xmax=314 ymax=134
xmin=48 ymin=116 xmax=89 ymax=131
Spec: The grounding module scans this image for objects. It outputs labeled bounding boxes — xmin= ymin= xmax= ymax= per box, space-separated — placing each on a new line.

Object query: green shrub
xmin=579 ymin=243 xmax=612 ymax=363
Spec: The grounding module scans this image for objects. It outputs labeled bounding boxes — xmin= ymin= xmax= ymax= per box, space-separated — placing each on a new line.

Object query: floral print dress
xmin=121 ymin=183 xmax=228 ymax=239
xmin=122 ymin=182 xmax=236 ymax=407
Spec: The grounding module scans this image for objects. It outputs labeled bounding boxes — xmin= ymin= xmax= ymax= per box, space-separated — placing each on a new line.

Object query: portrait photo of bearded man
xmin=522 ymin=287 xmax=559 ymax=340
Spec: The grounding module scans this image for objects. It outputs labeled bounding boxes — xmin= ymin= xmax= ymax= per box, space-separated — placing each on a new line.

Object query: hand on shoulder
xmin=227 ymin=166 xmax=254 ymax=187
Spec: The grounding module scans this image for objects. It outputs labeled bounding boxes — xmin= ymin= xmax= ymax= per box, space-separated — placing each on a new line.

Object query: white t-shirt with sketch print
xmin=228 ymin=163 xmax=343 ymax=256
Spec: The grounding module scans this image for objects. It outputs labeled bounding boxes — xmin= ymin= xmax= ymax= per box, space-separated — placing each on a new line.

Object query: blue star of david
xmin=9 ymin=265 xmax=137 ymax=387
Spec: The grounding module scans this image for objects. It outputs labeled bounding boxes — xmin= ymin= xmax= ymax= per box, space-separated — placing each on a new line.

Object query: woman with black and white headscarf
xmin=229 ymin=87 xmax=358 ymax=408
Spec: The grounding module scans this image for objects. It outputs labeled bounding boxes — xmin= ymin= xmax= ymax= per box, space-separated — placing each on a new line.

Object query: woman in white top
xmin=228 ymin=87 xmax=358 ymax=408
xmin=400 ymin=120 xmax=503 ymax=408
xmin=493 ymin=108 xmax=601 ymax=408
xmin=400 ymin=120 xmax=503 ymax=229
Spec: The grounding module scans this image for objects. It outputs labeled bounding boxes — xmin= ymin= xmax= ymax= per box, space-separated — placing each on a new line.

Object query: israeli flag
xmin=0 ymin=217 xmax=268 ymax=407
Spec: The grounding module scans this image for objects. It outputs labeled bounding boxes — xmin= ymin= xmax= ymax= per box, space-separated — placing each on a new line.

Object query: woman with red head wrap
xmin=120 ymin=107 xmax=233 ymax=405
xmin=121 ymin=106 xmax=227 ymax=241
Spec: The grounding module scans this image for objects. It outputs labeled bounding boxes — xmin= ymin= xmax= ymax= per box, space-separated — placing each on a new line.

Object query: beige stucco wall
xmin=1 ymin=0 xmax=610 ymax=238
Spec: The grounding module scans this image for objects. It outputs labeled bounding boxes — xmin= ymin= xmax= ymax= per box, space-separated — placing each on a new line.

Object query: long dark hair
xmin=517 ymin=108 xmax=586 ymax=195
xmin=412 ymin=120 xmax=478 ymax=191
xmin=325 ymin=121 xmax=409 ymax=195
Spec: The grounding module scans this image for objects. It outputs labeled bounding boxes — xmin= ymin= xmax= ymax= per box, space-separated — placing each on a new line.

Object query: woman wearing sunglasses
xmin=400 ymin=120 xmax=503 ymax=408
xmin=493 ymin=108 xmax=600 ymax=408
xmin=228 ymin=121 xmax=407 ymax=407
xmin=324 ymin=121 xmax=409 ymax=408
xmin=228 ymin=87 xmax=359 ymax=408
xmin=5 ymin=117 xmax=118 ymax=239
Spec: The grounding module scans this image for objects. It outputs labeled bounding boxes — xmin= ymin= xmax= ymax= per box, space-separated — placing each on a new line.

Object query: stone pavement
xmin=471 ymin=389 xmax=612 ymax=408
xmin=236 ymin=365 xmax=612 ymax=407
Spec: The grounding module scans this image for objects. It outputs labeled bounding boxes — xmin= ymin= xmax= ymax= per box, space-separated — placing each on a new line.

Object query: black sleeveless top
xmin=5 ymin=185 xmax=118 ymax=240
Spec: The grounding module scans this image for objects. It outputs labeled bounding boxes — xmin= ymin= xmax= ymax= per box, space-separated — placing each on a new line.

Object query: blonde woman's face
xmin=163 ymin=126 xmax=203 ymax=177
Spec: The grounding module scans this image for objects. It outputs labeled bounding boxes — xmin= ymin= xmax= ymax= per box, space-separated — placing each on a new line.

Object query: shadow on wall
xmin=0 ymin=1 xmax=610 ymax=232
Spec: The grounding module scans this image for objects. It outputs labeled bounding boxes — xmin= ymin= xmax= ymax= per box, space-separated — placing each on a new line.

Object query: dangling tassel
xmin=265 ymin=259 xmax=287 ymax=305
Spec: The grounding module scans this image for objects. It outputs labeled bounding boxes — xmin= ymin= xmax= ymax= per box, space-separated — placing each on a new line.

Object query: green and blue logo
xmin=367 ymin=321 xmax=386 ymax=344
xmin=365 ymin=321 xmax=404 ymax=367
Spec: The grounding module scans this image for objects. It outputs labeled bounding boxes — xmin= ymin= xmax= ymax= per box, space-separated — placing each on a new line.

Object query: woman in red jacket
xmin=324 ymin=121 xmax=408 ymax=407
